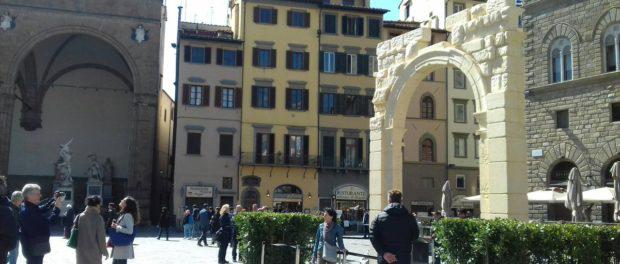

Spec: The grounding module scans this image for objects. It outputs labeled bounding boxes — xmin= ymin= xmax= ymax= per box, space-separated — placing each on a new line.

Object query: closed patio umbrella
xmin=611 ymin=161 xmax=620 ymax=221
xmin=565 ymin=167 xmax=585 ymax=222
xmin=441 ymin=180 xmax=452 ymax=217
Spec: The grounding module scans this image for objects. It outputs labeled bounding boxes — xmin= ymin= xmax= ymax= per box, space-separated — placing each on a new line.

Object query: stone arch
xmin=371 ymin=1 xmax=527 ymax=220
xmin=592 ymin=7 xmax=620 ymax=72
xmin=593 ymin=138 xmax=620 ymax=185
xmin=541 ymin=23 xmax=581 ymax=81
xmin=538 ymin=142 xmax=590 ymax=184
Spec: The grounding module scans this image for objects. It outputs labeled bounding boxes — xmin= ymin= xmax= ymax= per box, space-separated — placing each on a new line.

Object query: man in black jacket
xmin=0 ymin=176 xmax=19 ymax=264
xmin=371 ymin=189 xmax=419 ymax=264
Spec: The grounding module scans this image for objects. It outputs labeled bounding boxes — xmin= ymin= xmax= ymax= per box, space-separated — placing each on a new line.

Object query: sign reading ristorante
xmin=334 ymin=185 xmax=368 ymax=201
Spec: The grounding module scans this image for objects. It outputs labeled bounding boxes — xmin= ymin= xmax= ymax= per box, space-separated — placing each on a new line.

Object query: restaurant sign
xmin=185 ymin=186 xmax=214 ymax=198
xmin=335 ymin=185 xmax=368 ymax=201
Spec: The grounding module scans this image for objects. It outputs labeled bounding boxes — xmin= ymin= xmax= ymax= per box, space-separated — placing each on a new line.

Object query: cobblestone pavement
xmin=12 ymin=231 xmax=377 ymax=264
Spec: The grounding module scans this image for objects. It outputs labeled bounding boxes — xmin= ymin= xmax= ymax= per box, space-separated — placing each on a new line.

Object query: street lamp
xmin=307 ymin=193 xmax=312 ymax=200
xmin=266 ymin=191 xmax=270 ymax=197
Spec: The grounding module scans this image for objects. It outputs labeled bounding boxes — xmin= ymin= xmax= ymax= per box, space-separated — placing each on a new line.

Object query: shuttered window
xmin=324 ymin=14 xmax=337 ymax=34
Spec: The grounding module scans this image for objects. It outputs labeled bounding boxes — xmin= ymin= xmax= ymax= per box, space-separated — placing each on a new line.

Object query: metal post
xmin=261 ymin=242 xmax=265 ymax=264
xmin=295 ymin=245 xmax=300 ymax=264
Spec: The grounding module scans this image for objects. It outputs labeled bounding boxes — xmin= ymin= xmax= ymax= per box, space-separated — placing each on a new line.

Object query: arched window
xmin=604 ymin=24 xmax=620 ymax=72
xmin=421 ymin=96 xmax=434 ymax=119
xmin=420 ymin=138 xmax=434 ymax=162
xmin=550 ymin=38 xmax=572 ymax=83
xmin=549 ymin=161 xmax=575 ymax=186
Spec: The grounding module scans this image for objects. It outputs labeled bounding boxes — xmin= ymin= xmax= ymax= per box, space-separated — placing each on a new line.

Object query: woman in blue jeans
xmin=312 ymin=208 xmax=346 ymax=264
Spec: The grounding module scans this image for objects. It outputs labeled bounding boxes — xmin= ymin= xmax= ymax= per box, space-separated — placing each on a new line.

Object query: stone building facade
xmin=524 ymin=0 xmax=620 ymax=221
xmin=0 ymin=0 xmax=164 ymax=223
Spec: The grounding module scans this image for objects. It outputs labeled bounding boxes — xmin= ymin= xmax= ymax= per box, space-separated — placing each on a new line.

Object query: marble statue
xmin=85 ymin=154 xmax=104 ymax=182
xmin=54 ymin=139 xmax=73 ymax=186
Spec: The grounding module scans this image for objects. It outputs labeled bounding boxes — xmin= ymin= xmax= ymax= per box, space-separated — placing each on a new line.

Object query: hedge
xmin=433 ymin=218 xmax=620 ymax=264
xmin=235 ymin=212 xmax=323 ymax=264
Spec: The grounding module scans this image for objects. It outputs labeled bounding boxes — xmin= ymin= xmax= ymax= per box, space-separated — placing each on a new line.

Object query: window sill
xmin=342 ymin=34 xmax=364 ymax=38
xmin=454 ymin=121 xmax=468 ymax=124
xmin=286 ymin=109 xmax=309 ymax=112
xmin=183 ymin=104 xmax=207 ymax=108
xmin=454 ymin=156 xmax=468 ymax=159
xmin=218 ymin=155 xmax=235 ymax=158
xmin=320 ymin=71 xmax=337 ymax=74
xmin=254 ymin=66 xmax=276 ymax=69
xmin=252 ymin=107 xmax=275 ymax=110
xmin=287 ymin=68 xmax=309 ymax=72
xmin=289 ymin=25 xmax=310 ymax=29
xmin=256 ymin=22 xmax=277 ymax=25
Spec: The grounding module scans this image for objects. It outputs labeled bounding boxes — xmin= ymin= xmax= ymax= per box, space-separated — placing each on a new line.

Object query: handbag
xmin=108 ymin=214 xmax=136 ymax=247
xmin=67 ymin=215 xmax=80 ymax=249
xmin=322 ymin=225 xmax=339 ymax=263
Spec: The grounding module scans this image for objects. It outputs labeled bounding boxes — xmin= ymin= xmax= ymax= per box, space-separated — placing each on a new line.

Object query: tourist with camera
xmin=19 ymin=184 xmax=62 ymax=264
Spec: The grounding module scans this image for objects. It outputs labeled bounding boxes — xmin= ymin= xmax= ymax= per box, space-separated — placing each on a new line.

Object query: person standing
xmin=0 ymin=176 xmax=18 ymax=264
xmin=216 ymin=205 xmax=233 ymax=264
xmin=156 ymin=207 xmax=170 ymax=241
xmin=182 ymin=209 xmax=192 ymax=240
xmin=8 ymin=191 xmax=23 ymax=264
xmin=230 ymin=205 xmax=244 ymax=262
xmin=370 ymin=190 xmax=419 ymax=264
xmin=75 ymin=196 xmax=109 ymax=264
xmin=197 ymin=204 xmax=211 ymax=246
xmin=192 ymin=205 xmax=200 ymax=239
xmin=312 ymin=208 xmax=346 ymax=264
xmin=19 ymin=184 xmax=62 ymax=264
xmin=362 ymin=209 xmax=370 ymax=239
xmin=111 ymin=196 xmax=140 ymax=264
xmin=210 ymin=207 xmax=221 ymax=245
xmin=102 ymin=203 xmax=118 ymax=234
xmin=63 ymin=204 xmax=75 ymax=239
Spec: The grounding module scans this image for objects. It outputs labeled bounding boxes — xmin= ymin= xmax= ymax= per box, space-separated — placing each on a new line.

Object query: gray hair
xmin=22 ymin=184 xmax=41 ymax=200
xmin=11 ymin=191 xmax=23 ymax=203
xmin=0 ymin=176 xmax=6 ymax=196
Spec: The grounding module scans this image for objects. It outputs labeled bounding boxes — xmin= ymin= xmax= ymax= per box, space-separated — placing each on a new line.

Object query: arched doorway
xmin=371 ymin=1 xmax=528 ymax=219
xmin=241 ymin=187 xmax=261 ymax=211
xmin=272 ymin=184 xmax=303 ymax=212
xmin=546 ymin=161 xmax=575 ymax=221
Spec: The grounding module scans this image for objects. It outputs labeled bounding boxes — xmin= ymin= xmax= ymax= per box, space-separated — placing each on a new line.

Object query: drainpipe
xmin=237 ymin=0 xmax=247 ymax=206
xmin=317 ymin=4 xmax=323 ymax=211
xmin=170 ymin=5 xmax=183 ymax=218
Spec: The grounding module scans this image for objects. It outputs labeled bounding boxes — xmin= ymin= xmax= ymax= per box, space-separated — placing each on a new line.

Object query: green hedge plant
xmin=433 ymin=218 xmax=620 ymax=264
xmin=235 ymin=212 xmax=322 ymax=264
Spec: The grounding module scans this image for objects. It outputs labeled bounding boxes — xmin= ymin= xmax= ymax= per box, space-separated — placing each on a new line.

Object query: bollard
xmin=261 ymin=242 xmax=266 ymax=264
xmin=295 ymin=245 xmax=300 ymax=264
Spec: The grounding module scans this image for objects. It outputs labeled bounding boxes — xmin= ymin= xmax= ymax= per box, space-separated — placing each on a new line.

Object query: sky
xmin=161 ymin=0 xmax=401 ymax=99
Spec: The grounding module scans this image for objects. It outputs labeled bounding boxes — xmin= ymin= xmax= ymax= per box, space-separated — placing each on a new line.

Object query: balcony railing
xmin=318 ymin=156 xmax=368 ymax=170
xmin=240 ymin=152 xmax=318 ymax=167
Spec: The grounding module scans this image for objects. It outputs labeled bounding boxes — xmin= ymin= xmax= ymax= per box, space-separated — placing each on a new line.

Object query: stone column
xmin=0 ymin=84 xmax=15 ymax=175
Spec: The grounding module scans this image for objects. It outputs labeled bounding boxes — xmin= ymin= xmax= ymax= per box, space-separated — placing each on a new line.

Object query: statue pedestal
xmin=54 ymin=184 xmax=74 ymax=215
xmin=87 ymin=178 xmax=103 ymax=197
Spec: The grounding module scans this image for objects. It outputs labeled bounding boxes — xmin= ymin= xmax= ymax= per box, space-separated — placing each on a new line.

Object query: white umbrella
xmin=582 ymin=187 xmax=615 ymax=203
xmin=611 ymin=161 xmax=620 ymax=221
xmin=565 ymin=167 xmax=585 ymax=222
xmin=441 ymin=180 xmax=452 ymax=217
xmin=528 ymin=189 xmax=567 ymax=203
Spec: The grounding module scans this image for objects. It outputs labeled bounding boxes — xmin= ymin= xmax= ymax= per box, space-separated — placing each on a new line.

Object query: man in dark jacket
xmin=371 ymin=189 xmax=419 ymax=264
xmin=197 ymin=203 xmax=211 ymax=246
xmin=19 ymin=184 xmax=61 ymax=264
xmin=102 ymin=202 xmax=117 ymax=233
xmin=0 ymin=176 xmax=19 ymax=264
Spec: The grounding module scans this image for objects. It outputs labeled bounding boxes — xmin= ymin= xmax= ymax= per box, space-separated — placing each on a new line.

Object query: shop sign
xmin=335 ymin=185 xmax=367 ymax=201
xmin=185 ymin=186 xmax=213 ymax=198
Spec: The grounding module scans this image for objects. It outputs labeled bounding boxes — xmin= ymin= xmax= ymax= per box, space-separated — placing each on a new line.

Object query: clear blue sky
xmin=162 ymin=0 xmax=401 ymax=98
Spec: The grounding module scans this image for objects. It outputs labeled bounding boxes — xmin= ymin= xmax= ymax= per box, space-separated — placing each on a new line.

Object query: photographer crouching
xmin=19 ymin=184 xmax=63 ymax=264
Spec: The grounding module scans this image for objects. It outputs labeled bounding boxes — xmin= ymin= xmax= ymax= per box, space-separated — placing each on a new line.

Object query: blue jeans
xmin=7 ymin=242 xmax=19 ymax=264
xmin=183 ymin=224 xmax=193 ymax=239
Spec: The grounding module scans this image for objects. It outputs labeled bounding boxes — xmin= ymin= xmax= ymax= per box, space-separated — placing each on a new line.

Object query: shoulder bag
xmin=67 ymin=214 xmax=80 ymax=249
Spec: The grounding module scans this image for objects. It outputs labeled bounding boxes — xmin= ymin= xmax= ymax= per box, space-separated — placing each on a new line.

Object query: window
xmin=343 ymin=0 xmax=355 ymax=6
xmin=474 ymin=135 xmax=480 ymax=159
xmin=221 ymin=88 xmax=235 ymax=108
xmin=221 ymin=50 xmax=238 ymax=66
xmin=550 ymin=38 xmax=572 ymax=83
xmin=425 ymin=72 xmax=435 ymax=81
xmin=454 ymin=133 xmax=468 ymax=158
xmin=421 ymin=177 xmax=434 ymax=189
xmin=342 ymin=138 xmax=362 ymax=168
xmin=346 ymin=54 xmax=357 ymax=74
xmin=456 ymin=175 xmax=466 ymax=189
xmin=550 ymin=161 xmax=574 ymax=186
xmin=342 ymin=16 xmax=364 ymax=36
xmin=255 ymin=7 xmax=277 ymax=24
xmin=368 ymin=19 xmax=381 ymax=38
xmin=320 ymin=93 xmax=337 ymax=114
xmin=164 ymin=109 xmax=167 ymax=122
xmin=286 ymin=88 xmax=308 ymax=111
xmin=604 ymin=24 xmax=620 ymax=72
xmin=186 ymin=132 xmax=201 ymax=155
xmin=343 ymin=94 xmax=359 ymax=115
xmin=219 ymin=134 xmax=234 ymax=156
xmin=454 ymin=69 xmax=466 ymax=89
xmin=222 ymin=177 xmax=233 ymax=190
xmin=612 ymin=102 xmax=620 ymax=122
xmin=255 ymin=133 xmax=274 ymax=164
xmin=453 ymin=2 xmax=465 ymax=14
xmin=556 ymin=110 xmax=569 ymax=129
xmin=322 ymin=136 xmax=335 ymax=167
xmin=322 ymin=51 xmax=336 ymax=73
xmin=324 ymin=14 xmax=337 ymax=34
xmin=287 ymin=51 xmax=308 ymax=70
xmin=285 ymin=135 xmax=308 ymax=165
xmin=252 ymin=86 xmax=275 ymax=109
xmin=421 ymin=138 xmax=434 ymax=162
xmin=454 ymin=100 xmax=467 ymax=123
xmin=369 ymin=55 xmax=378 ymax=75
xmin=288 ymin=11 xmax=309 ymax=28
xmin=182 ymin=85 xmax=208 ymax=106
xmin=184 ymin=46 xmax=211 ymax=64
xmin=421 ymin=96 xmax=434 ymax=119
xmin=253 ymin=48 xmax=275 ymax=68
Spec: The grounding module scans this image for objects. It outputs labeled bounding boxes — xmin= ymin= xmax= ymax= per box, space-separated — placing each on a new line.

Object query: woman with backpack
xmin=110 ymin=196 xmax=139 ymax=264
xmin=74 ymin=196 xmax=108 ymax=264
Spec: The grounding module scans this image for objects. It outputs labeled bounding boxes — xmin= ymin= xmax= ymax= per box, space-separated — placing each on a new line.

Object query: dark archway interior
xmin=549 ymin=161 xmax=576 ymax=187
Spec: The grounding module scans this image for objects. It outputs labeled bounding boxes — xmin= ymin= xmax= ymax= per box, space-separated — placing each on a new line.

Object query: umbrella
xmin=441 ymin=180 xmax=452 ymax=217
xmin=582 ymin=187 xmax=615 ymax=203
xmin=565 ymin=167 xmax=585 ymax=222
xmin=528 ymin=189 xmax=567 ymax=203
xmin=611 ymin=161 xmax=620 ymax=221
